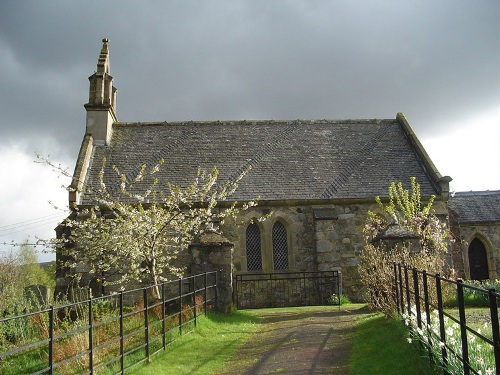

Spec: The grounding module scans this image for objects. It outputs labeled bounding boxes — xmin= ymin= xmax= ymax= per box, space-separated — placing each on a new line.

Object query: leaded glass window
xmin=246 ymin=223 xmax=262 ymax=271
xmin=272 ymin=221 xmax=289 ymax=270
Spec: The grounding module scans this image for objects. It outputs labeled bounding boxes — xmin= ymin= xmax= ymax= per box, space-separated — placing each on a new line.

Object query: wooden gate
xmin=234 ymin=271 xmax=341 ymax=309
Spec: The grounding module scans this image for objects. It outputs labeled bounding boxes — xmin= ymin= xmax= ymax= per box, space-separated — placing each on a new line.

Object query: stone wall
xmin=313 ymin=205 xmax=368 ymax=301
xmin=56 ymin=199 xmax=455 ymax=305
xmin=222 ymin=202 xmax=372 ymax=302
xmin=221 ymin=200 xmax=450 ymax=303
xmin=222 ymin=205 xmax=317 ymax=274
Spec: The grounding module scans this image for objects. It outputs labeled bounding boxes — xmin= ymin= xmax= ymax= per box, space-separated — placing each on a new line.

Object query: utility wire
xmin=0 ymin=212 xmax=67 ymax=231
xmin=0 ymin=213 xmax=68 ymax=245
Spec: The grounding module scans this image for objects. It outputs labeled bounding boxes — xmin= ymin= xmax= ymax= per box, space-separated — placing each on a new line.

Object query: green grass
xmin=130 ymin=306 xmax=438 ymax=375
xmin=350 ymin=312 xmax=437 ymax=375
xmin=128 ymin=310 xmax=260 ymax=375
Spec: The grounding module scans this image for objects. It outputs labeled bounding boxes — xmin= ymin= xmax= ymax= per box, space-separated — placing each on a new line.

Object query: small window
xmin=246 ymin=223 xmax=262 ymax=271
xmin=272 ymin=221 xmax=289 ymax=270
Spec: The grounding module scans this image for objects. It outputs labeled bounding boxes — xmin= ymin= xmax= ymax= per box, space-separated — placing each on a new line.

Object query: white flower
xmin=407 ymin=337 xmax=412 ymax=344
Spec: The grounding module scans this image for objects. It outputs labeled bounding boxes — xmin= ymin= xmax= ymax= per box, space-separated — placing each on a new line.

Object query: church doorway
xmin=468 ymin=238 xmax=489 ymax=281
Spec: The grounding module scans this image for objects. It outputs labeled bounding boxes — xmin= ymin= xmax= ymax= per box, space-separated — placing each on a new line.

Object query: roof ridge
xmin=116 ymin=118 xmax=397 ymax=126
xmin=453 ymin=190 xmax=500 ymax=196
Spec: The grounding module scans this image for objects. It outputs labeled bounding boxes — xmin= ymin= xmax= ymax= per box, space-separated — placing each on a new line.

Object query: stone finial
xmin=97 ymin=38 xmax=110 ymax=75
xmin=389 ymin=213 xmax=399 ymax=225
xmin=84 ymin=38 xmax=117 ymax=145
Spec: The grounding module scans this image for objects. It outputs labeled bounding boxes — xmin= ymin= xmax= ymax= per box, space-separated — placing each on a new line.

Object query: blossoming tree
xmin=47 ymin=156 xmax=255 ymax=300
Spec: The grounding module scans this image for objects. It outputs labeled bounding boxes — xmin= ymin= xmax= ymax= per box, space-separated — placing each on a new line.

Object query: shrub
xmin=327 ymin=294 xmax=351 ymax=306
xmin=359 ymin=178 xmax=453 ymax=317
xmin=445 ymin=279 xmax=500 ymax=307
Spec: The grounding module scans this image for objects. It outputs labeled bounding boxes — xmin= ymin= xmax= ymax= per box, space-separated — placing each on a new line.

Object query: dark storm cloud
xmin=0 ymin=0 xmax=499 ymax=161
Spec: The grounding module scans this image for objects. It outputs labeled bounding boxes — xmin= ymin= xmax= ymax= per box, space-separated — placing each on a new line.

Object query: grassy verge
xmin=128 ymin=310 xmax=259 ymax=375
xmin=129 ymin=306 xmax=438 ymax=375
xmin=350 ymin=312 xmax=437 ymax=375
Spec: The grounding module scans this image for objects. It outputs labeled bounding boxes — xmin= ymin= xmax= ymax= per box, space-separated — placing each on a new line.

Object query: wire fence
xmin=0 ymin=271 xmax=218 ymax=374
xmin=394 ymin=263 xmax=500 ymax=375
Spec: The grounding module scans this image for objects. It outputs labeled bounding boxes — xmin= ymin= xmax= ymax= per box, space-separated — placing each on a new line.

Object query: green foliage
xmin=326 ymin=293 xmax=351 ymax=306
xmin=445 ymin=279 xmax=500 ymax=308
xmin=359 ymin=178 xmax=451 ymax=316
xmin=0 ymin=243 xmax=55 ymax=316
xmin=380 ymin=177 xmax=434 ymax=221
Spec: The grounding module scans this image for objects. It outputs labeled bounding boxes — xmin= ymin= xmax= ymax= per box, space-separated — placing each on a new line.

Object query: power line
xmin=0 ymin=212 xmax=67 ymax=231
xmin=0 ymin=213 xmax=68 ymax=246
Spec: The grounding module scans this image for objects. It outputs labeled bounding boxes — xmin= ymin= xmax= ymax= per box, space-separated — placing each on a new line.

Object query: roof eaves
xmin=70 ymin=134 xmax=94 ymax=208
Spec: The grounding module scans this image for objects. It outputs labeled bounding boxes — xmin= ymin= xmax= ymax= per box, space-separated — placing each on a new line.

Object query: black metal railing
xmin=0 ymin=271 xmax=218 ymax=375
xmin=394 ymin=263 xmax=500 ymax=375
xmin=235 ymin=270 xmax=341 ymax=309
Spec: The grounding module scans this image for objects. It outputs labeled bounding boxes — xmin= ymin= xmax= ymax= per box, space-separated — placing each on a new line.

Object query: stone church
xmin=60 ymin=39 xmax=499 ymax=301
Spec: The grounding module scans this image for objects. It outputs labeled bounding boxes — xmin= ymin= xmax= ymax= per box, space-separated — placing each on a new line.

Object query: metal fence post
xmin=404 ymin=265 xmax=411 ymax=315
xmin=488 ymin=288 xmax=500 ymax=375
xmin=48 ymin=305 xmax=54 ymax=375
xmin=178 ymin=277 xmax=183 ymax=334
xmin=398 ymin=264 xmax=404 ymax=313
xmin=192 ymin=276 xmax=197 ymax=327
xmin=89 ymin=297 xmax=94 ymax=375
xmin=204 ymin=272 xmax=208 ymax=316
xmin=337 ymin=271 xmax=342 ymax=306
xmin=413 ymin=268 xmax=422 ymax=329
xmin=235 ymin=274 xmax=240 ymax=310
xmin=435 ymin=274 xmax=449 ymax=375
xmin=422 ymin=270 xmax=433 ymax=364
xmin=143 ymin=288 xmax=149 ymax=362
xmin=162 ymin=283 xmax=166 ymax=350
xmin=394 ymin=263 xmax=400 ymax=315
xmin=214 ymin=271 xmax=219 ymax=311
xmin=119 ymin=292 xmax=124 ymax=374
xmin=422 ymin=271 xmax=431 ymax=327
xmin=456 ymin=280 xmax=470 ymax=375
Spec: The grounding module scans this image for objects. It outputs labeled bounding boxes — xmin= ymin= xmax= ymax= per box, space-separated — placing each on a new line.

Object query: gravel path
xmin=217 ymin=305 xmax=369 ymax=375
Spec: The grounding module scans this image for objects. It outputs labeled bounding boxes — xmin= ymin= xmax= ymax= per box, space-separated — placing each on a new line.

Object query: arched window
xmin=468 ymin=238 xmax=489 ymax=281
xmin=246 ymin=223 xmax=262 ymax=271
xmin=272 ymin=221 xmax=289 ymax=271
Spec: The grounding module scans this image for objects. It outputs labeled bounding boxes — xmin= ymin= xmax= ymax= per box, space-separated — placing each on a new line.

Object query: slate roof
xmin=80 ymin=118 xmax=441 ymax=205
xmin=448 ymin=191 xmax=500 ymax=223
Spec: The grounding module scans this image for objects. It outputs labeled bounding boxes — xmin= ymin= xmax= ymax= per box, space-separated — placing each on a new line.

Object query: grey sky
xmin=0 ymin=1 xmax=499 ymax=256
